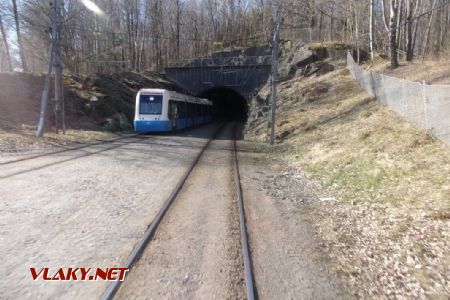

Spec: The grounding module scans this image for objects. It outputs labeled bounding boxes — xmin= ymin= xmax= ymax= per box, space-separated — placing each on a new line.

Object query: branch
xmin=409 ymin=0 xmax=449 ymax=23
xmin=380 ymin=0 xmax=390 ymax=32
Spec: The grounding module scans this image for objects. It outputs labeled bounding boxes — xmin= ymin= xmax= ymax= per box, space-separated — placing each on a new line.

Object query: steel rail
xmin=232 ymin=123 xmax=256 ymax=300
xmin=101 ymin=123 xmax=225 ymax=300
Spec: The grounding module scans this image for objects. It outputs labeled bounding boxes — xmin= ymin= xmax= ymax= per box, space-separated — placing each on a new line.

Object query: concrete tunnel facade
xmin=164 ymin=64 xmax=271 ymax=122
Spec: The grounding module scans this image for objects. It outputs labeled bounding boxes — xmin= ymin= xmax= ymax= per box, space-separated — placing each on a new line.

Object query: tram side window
xmin=177 ymin=102 xmax=185 ymax=118
xmin=168 ymin=100 xmax=177 ymax=120
xmin=186 ymin=103 xmax=191 ymax=117
xmin=189 ymin=103 xmax=194 ymax=117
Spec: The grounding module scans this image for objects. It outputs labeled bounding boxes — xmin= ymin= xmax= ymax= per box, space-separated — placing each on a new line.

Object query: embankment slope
xmin=245 ymin=44 xmax=450 ymax=298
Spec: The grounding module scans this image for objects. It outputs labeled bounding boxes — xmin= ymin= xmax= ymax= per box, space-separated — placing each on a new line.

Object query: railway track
xmin=233 ymin=124 xmax=256 ymax=300
xmin=102 ymin=122 xmax=256 ymax=300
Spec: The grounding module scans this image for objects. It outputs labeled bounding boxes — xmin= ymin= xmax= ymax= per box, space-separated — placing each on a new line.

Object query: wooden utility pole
xmin=53 ymin=0 xmax=63 ymax=133
xmin=270 ymin=2 xmax=281 ymax=145
xmin=36 ymin=0 xmax=62 ymax=137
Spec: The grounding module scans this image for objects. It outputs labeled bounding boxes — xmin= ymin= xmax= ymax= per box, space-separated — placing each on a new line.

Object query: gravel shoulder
xmin=237 ymin=143 xmax=353 ymax=299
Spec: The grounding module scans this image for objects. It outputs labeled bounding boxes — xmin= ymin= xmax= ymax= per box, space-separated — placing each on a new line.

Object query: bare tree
xmin=421 ymin=0 xmax=437 ymax=61
xmin=12 ymin=0 xmax=28 ymax=71
xmin=405 ymin=0 xmax=418 ymax=61
xmin=5 ymin=0 xmax=449 ymax=75
xmin=0 ymin=12 xmax=12 ymax=71
xmin=389 ymin=0 xmax=400 ymax=68
xmin=370 ymin=0 xmax=374 ymax=60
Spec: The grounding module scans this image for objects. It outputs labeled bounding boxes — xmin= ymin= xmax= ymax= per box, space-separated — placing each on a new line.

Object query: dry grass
xmin=246 ymin=68 xmax=450 ymax=298
xmin=363 ymin=57 xmax=450 ymax=84
xmin=281 ymin=70 xmax=450 ymax=211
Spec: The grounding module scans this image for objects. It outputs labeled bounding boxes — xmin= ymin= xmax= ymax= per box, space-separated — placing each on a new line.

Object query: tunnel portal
xmin=198 ymin=87 xmax=248 ymax=121
xmin=164 ymin=55 xmax=271 ymax=122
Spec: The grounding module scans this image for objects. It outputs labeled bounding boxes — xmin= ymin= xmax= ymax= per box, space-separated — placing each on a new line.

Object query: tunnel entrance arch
xmin=198 ymin=87 xmax=248 ymax=121
xmin=164 ymin=55 xmax=271 ymax=123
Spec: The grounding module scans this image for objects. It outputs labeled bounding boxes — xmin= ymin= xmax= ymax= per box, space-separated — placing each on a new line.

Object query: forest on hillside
xmin=0 ymin=0 xmax=449 ymax=75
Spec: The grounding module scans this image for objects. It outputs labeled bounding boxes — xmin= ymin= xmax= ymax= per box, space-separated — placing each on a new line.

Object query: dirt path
xmin=0 ymin=124 xmax=220 ymax=299
xmin=115 ymin=123 xmax=245 ymax=299
xmin=237 ymin=145 xmax=353 ymax=299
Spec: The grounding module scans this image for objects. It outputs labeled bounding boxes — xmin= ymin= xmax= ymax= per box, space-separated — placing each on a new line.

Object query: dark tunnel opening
xmin=198 ymin=87 xmax=248 ymax=122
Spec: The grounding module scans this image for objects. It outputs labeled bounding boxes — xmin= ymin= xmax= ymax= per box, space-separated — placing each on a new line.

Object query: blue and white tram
xmin=134 ymin=88 xmax=213 ymax=133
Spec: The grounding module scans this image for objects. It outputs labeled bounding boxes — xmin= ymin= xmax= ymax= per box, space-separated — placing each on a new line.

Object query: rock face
xmin=246 ymin=41 xmax=348 ymax=139
xmin=278 ymin=41 xmax=343 ymax=81
xmin=279 ymin=41 xmax=316 ymax=80
xmin=102 ymin=112 xmax=132 ymax=131
xmin=183 ymin=45 xmax=271 ymax=67
xmin=74 ymin=71 xmax=182 ymax=131
xmin=0 ymin=70 xmax=182 ymax=132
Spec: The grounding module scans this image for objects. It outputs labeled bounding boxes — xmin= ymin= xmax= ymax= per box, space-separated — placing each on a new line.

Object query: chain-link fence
xmin=347 ymin=52 xmax=450 ymax=144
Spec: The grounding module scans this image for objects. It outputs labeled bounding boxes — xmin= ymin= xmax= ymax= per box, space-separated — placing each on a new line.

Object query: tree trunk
xmin=12 ymin=0 xmax=28 ymax=71
xmin=440 ymin=1 xmax=449 ymax=52
xmin=369 ymin=0 xmax=374 ymax=60
xmin=405 ymin=0 xmax=414 ymax=61
xmin=0 ymin=13 xmax=12 ymax=71
xmin=381 ymin=0 xmax=391 ymax=31
xmin=318 ymin=11 xmax=323 ymax=41
xmin=390 ymin=0 xmax=399 ymax=68
xmin=176 ymin=0 xmax=180 ymax=63
xmin=354 ymin=3 xmax=360 ymax=63
xmin=396 ymin=0 xmax=404 ymax=53
xmin=421 ymin=0 xmax=437 ymax=61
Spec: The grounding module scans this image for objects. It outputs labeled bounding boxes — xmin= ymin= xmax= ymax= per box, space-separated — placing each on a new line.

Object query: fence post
xmin=422 ymin=80 xmax=428 ymax=129
xmin=346 ymin=51 xmax=350 ymax=73
xmin=402 ymin=78 xmax=406 ymax=116
xmin=371 ymin=70 xmax=376 ymax=98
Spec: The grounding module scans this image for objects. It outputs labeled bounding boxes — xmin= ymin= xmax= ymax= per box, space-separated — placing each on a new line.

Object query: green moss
xmin=327 ymin=42 xmax=349 ymax=50
xmin=309 ymin=43 xmax=325 ymax=50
